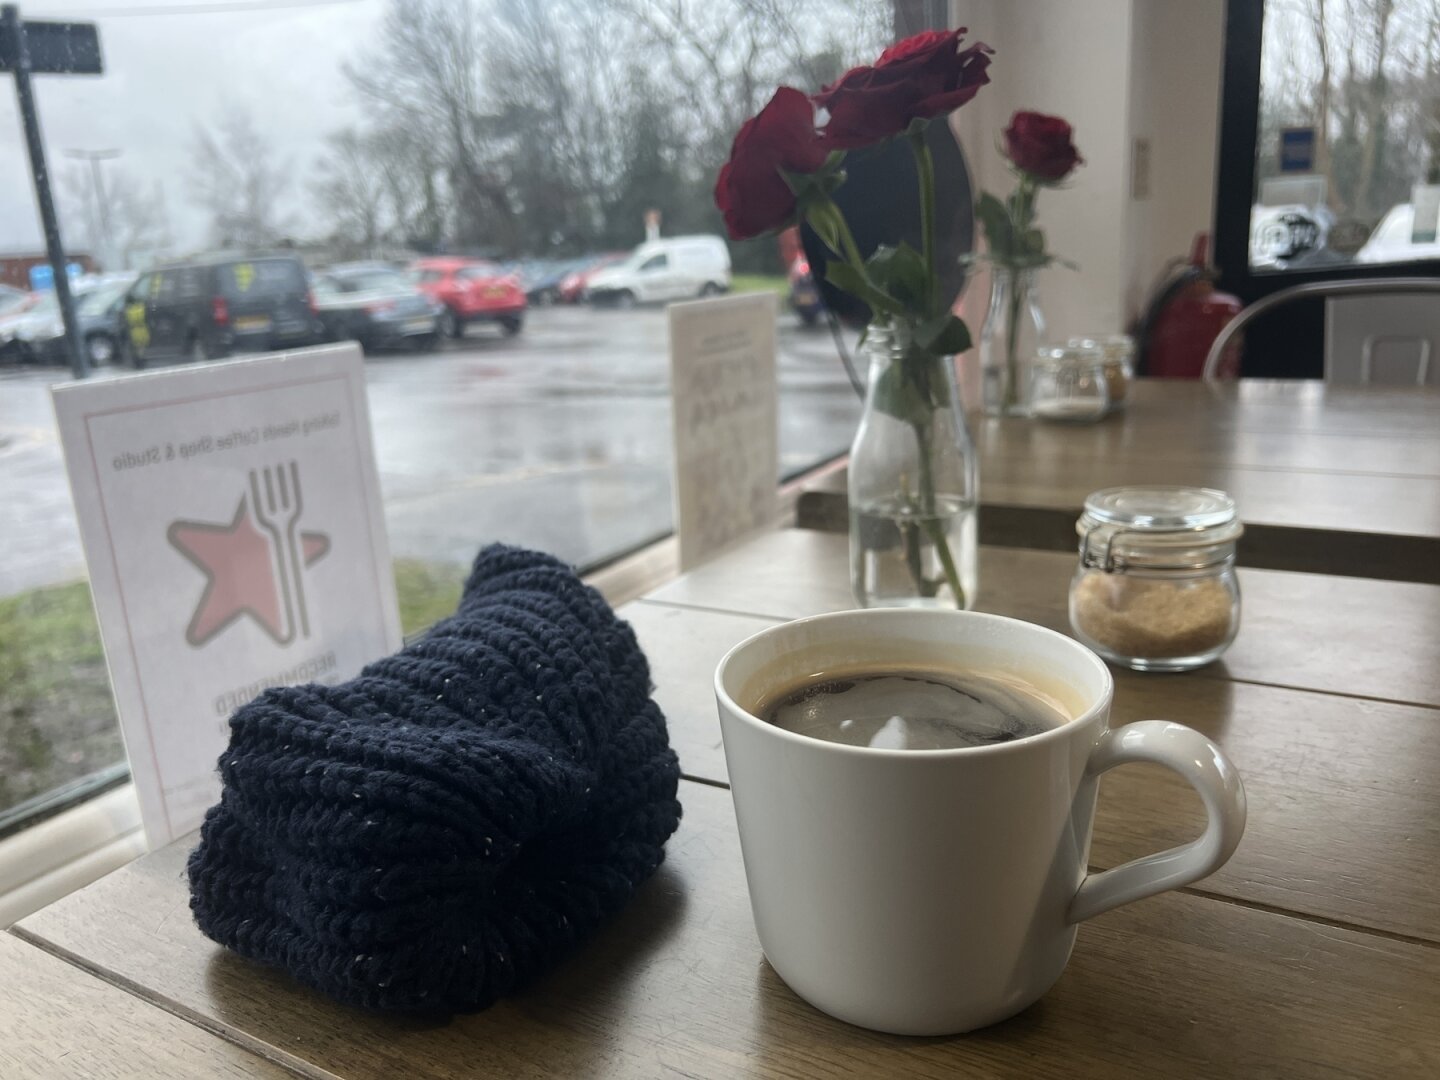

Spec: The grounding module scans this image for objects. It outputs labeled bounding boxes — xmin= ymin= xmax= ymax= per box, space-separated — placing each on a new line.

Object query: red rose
xmin=815 ymin=29 xmax=993 ymax=149
xmin=1002 ymin=111 xmax=1083 ymax=182
xmin=714 ymin=87 xmax=829 ymax=240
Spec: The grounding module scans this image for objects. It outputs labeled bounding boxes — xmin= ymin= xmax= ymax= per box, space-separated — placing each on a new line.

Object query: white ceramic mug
xmin=714 ymin=608 xmax=1246 ymax=1036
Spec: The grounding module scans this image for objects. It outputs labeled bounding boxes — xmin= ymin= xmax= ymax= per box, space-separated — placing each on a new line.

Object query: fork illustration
xmin=249 ymin=461 xmax=309 ymax=645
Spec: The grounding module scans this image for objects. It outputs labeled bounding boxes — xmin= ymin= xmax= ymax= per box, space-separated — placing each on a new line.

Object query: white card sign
xmin=53 ymin=344 xmax=402 ymax=846
xmin=668 ymin=292 xmax=778 ymax=569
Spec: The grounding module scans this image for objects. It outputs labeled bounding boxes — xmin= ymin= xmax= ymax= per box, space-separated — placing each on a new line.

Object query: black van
xmin=119 ymin=254 xmax=320 ymax=367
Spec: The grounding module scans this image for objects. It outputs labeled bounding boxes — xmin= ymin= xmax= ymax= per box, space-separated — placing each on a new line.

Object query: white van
xmin=586 ymin=235 xmax=731 ymax=306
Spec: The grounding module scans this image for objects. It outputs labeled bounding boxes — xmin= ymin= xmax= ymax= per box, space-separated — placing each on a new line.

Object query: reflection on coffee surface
xmin=759 ymin=669 xmax=1069 ymax=750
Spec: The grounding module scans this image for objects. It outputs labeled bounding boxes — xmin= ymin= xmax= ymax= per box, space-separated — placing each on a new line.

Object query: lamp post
xmin=1 ymin=5 xmax=103 ymax=379
xmin=65 ymin=147 xmax=122 ymax=271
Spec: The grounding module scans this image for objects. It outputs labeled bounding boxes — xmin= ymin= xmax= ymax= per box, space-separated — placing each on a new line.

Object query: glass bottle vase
xmin=979 ymin=268 xmax=1046 ymax=417
xmin=848 ymin=320 xmax=978 ymax=610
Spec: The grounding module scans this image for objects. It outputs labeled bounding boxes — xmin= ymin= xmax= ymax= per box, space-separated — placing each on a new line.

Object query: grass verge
xmin=0 ymin=557 xmax=470 ymax=813
xmin=730 ymin=274 xmax=789 ymax=297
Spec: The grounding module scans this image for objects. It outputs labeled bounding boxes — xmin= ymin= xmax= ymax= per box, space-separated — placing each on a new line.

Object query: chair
xmin=1202 ymin=277 xmax=1440 ymax=384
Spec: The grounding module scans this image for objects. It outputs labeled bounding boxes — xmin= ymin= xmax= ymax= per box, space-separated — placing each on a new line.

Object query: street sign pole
xmin=2 ymin=4 xmax=102 ymax=379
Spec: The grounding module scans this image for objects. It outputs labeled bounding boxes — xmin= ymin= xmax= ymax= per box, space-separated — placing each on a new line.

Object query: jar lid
xmin=1037 ymin=342 xmax=1104 ymax=367
xmin=1077 ymin=486 xmax=1244 ymax=570
xmin=1067 ymin=334 xmax=1134 ymax=362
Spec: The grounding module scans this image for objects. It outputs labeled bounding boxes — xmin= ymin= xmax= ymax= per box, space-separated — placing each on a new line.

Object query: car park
xmin=313 ymin=265 xmax=442 ymax=353
xmin=411 ymin=257 xmax=526 ymax=338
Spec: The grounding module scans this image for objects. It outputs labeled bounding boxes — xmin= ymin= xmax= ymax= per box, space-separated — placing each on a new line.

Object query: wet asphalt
xmin=0 ymin=304 xmax=861 ymax=596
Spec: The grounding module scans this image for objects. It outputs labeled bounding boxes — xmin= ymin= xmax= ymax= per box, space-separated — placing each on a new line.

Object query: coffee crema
xmin=757 ymin=668 xmax=1070 ymax=750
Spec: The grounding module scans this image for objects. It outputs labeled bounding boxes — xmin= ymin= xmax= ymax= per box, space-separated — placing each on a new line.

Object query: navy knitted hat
xmin=187 ymin=544 xmax=682 ymax=1013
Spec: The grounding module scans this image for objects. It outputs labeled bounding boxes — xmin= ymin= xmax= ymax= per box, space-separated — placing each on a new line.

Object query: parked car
xmin=558 ymin=253 xmax=623 ymax=303
xmin=0 ymin=278 xmax=132 ymax=365
xmin=0 ymin=291 xmax=63 ymax=363
xmin=586 ymin=236 xmax=731 ymax=307
xmin=118 ymin=253 xmax=320 ymax=368
xmin=76 ymin=276 xmax=137 ymax=365
xmin=1355 ymin=203 xmax=1440 ymax=265
xmin=0 ymin=284 xmax=27 ymax=316
xmin=313 ymin=265 xmax=443 ymax=353
xmin=525 ymin=258 xmax=587 ymax=306
xmin=410 ymin=257 xmax=526 ymax=337
xmin=787 ymin=254 xmax=823 ymax=327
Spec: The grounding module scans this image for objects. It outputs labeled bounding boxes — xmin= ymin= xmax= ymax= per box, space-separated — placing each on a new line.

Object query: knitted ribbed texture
xmin=187 ymin=544 xmax=682 ymax=1013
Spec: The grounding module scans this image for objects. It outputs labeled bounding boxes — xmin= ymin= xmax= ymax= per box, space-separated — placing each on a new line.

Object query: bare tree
xmin=189 ymin=106 xmax=291 ymax=250
xmin=62 ymin=163 xmax=172 ymax=270
xmin=346 ymin=0 xmax=515 ymax=250
xmin=313 ymin=129 xmax=387 ymax=256
xmin=329 ymin=0 xmax=886 ymax=259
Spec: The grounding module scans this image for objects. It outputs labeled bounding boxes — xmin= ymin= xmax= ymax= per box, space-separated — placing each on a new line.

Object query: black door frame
xmin=1213 ymin=0 xmax=1440 ymax=301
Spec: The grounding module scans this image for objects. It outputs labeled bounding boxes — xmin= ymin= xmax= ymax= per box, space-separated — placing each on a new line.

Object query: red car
xmin=557 ymin=253 xmax=623 ymax=304
xmin=410 ymin=257 xmax=526 ymax=338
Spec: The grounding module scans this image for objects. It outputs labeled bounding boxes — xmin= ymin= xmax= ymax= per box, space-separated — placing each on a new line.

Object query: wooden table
xmin=11 ymin=529 xmax=1440 ymax=1077
xmin=799 ymin=380 xmax=1440 ymax=583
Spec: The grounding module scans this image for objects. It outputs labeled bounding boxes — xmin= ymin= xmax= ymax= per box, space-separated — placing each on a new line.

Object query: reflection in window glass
xmin=0 ymin=0 xmax=890 ymax=821
xmin=1253 ymin=0 xmax=1440 ymax=270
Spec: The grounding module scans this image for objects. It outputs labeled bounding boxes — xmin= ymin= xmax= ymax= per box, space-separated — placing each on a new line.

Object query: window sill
xmin=0 ymin=783 xmax=143 ymax=928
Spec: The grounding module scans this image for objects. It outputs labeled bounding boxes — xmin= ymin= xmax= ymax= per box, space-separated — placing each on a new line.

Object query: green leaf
xmin=870 ymin=361 xmax=932 ymax=427
xmin=825 ymin=262 xmax=903 ymax=316
xmin=865 ymin=243 xmax=928 ymax=309
xmin=916 ymin=313 xmax=973 ymax=357
xmin=803 ymin=202 xmax=843 ymax=257
xmin=975 ymin=192 xmax=1015 ymax=260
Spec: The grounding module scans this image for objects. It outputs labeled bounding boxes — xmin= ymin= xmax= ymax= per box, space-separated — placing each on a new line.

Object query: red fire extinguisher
xmin=1137 ymin=233 xmax=1243 ymax=379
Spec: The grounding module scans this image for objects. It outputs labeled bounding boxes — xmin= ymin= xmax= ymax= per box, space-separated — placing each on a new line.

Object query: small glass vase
xmin=979 ymin=267 xmax=1046 ymax=417
xmin=848 ymin=319 xmax=978 ymax=610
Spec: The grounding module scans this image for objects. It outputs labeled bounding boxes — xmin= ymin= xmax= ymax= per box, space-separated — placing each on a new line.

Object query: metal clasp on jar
xmin=1078 ymin=526 xmax=1143 ymax=573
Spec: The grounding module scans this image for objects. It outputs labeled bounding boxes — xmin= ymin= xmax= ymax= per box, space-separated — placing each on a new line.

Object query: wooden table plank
xmin=626 ymin=598 xmax=1440 ymax=943
xmin=799 ymin=380 xmax=1440 ymax=578
xmin=642 ymin=530 xmax=1440 ymax=708
xmin=620 ymin=601 xmax=774 ymax=782
xmin=15 ymin=780 xmax=1440 ymax=1079
xmin=974 ymin=453 xmax=1440 ymax=537
xmin=1095 ymin=380 xmax=1440 ymax=440
xmin=0 ymin=931 xmax=296 ymax=1079
xmin=979 ymin=413 xmax=1440 ymax=478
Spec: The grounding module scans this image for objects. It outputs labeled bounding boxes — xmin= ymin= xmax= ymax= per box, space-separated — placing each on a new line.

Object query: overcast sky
xmin=1 ymin=0 xmax=385 ymax=254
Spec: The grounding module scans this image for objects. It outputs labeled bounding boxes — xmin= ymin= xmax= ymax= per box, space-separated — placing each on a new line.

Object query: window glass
xmin=1252 ymin=0 xmax=1440 ymax=270
xmin=639 ymin=254 xmax=669 ymax=271
xmin=217 ymin=259 xmax=306 ymax=298
xmin=0 ymin=0 xmax=890 ymax=825
xmin=77 ymin=283 xmax=131 ymax=315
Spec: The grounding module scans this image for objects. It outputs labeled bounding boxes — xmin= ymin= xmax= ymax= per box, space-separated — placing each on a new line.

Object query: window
xmin=1219 ymin=0 xmax=1440 ymax=275
xmin=217 ymin=259 xmax=306 ymax=298
xmin=1215 ymin=0 xmax=1440 ymax=374
xmin=1 ymin=0 xmax=896 ymax=838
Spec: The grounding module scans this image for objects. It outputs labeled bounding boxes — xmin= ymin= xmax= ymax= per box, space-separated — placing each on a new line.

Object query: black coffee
xmin=758 ymin=668 xmax=1069 ymax=750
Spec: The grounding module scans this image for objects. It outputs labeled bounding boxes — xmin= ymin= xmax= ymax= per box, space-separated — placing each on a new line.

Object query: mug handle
xmin=1068 ymin=721 xmax=1247 ymax=924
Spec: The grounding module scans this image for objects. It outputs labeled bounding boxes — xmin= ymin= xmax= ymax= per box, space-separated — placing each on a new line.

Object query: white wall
xmin=948 ymin=0 xmax=1225 ymax=339
xmin=1126 ymin=0 xmax=1226 ymax=317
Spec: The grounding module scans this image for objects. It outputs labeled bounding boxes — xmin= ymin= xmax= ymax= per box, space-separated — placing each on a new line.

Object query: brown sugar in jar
xmin=1068 ymin=487 xmax=1243 ymax=672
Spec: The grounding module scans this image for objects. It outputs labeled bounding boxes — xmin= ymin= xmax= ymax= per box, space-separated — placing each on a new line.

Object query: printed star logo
xmin=168 ymin=462 xmax=330 ymax=647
